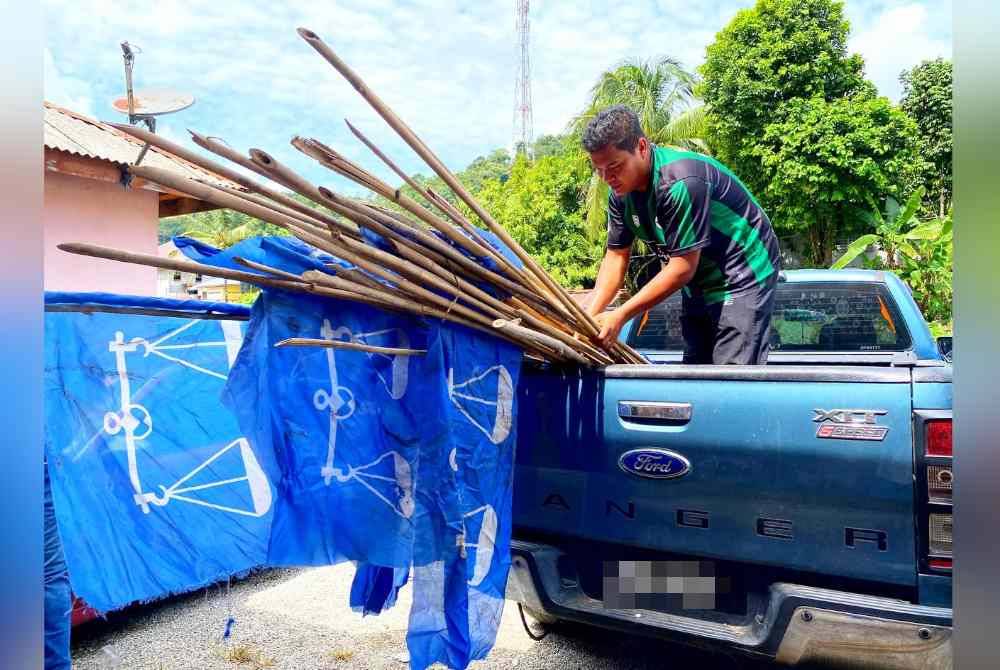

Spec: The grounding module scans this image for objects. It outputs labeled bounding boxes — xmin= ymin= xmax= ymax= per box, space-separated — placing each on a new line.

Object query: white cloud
xmin=43 ymin=0 xmax=951 ymax=194
xmin=849 ymin=2 xmax=952 ymax=101
xmin=43 ymin=48 xmax=96 ymax=118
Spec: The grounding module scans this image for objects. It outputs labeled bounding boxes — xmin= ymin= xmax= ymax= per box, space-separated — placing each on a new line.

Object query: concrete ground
xmin=71 ymin=565 xmax=780 ymax=670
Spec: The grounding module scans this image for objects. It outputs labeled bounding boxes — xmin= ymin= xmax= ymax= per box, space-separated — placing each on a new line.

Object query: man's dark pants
xmin=680 ymin=278 xmax=777 ymax=365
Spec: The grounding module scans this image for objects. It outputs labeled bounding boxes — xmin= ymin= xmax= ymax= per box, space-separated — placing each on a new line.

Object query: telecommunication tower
xmin=513 ymin=0 xmax=533 ymax=157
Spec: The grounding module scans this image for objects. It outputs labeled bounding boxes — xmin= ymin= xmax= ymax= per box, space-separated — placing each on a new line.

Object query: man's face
xmin=589 ymin=138 xmax=650 ymax=196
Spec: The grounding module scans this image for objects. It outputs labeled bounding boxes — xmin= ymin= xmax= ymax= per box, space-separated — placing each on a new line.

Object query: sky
xmin=43 ymin=0 xmax=952 ymax=194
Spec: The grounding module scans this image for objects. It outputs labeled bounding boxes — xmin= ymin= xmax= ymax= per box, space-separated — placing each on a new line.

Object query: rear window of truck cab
xmin=627 ymin=282 xmax=913 ymax=353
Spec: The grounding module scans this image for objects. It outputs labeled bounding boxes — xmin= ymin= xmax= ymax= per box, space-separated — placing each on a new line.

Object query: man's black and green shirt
xmin=607 ymin=145 xmax=781 ymax=305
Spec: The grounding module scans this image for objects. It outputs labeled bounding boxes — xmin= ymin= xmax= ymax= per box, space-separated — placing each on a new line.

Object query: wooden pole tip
xmin=248 ymin=148 xmax=274 ymax=166
xmin=297 ymin=28 xmax=320 ymax=41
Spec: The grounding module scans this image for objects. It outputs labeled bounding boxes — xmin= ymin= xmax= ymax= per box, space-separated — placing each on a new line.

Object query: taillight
xmin=926 ymin=420 xmax=952 ymax=456
xmin=928 ymin=513 xmax=953 ymax=557
xmin=927 ymin=464 xmax=953 ymax=503
xmin=920 ymin=417 xmax=952 ymax=572
xmin=928 ymin=558 xmax=952 ymax=571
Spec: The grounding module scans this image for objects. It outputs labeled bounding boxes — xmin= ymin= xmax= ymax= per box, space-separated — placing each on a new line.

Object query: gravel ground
xmin=71 ymin=565 xmax=780 ymax=670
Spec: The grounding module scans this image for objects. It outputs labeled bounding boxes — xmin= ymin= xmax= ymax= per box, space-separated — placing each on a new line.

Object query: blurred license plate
xmin=602 ymin=560 xmax=731 ymax=611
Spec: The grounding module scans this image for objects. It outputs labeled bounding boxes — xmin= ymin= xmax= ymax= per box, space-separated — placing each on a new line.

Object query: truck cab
xmin=508 ymin=270 xmax=953 ymax=669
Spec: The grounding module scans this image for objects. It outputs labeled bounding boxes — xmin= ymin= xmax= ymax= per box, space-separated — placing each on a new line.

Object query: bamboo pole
xmin=302 ymin=271 xmax=558 ymax=359
xmin=320 ymin=189 xmax=559 ymax=312
xmin=57 ymin=242 xmax=307 ymax=293
xmin=217 ymin=186 xmax=348 ymax=240
xmin=341 ymin=119 xmax=533 ymax=287
xmin=108 ymin=122 xmax=359 ymax=240
xmin=291 ymin=136 xmax=502 ymax=264
xmin=296 ymin=28 xmax=595 ymax=331
xmin=275 ymin=338 xmax=426 ymax=356
xmin=492 ymin=319 xmax=589 ymax=366
xmin=233 ymin=257 xmax=309 ymax=283
xmin=324 ymin=264 xmax=386 ymax=292
xmin=337 ymin=234 xmax=509 ymax=322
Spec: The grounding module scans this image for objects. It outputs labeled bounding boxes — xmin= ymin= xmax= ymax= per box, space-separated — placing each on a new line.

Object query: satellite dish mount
xmin=120 ymin=42 xmax=153 ymax=132
xmin=112 ymin=41 xmax=195 ymax=167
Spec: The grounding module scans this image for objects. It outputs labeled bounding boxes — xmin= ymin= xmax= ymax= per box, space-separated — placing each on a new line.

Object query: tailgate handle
xmin=618 ymin=401 xmax=692 ymax=422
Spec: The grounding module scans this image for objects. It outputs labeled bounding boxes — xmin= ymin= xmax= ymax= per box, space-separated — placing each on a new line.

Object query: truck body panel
xmin=510 ymin=270 xmax=953 ymax=668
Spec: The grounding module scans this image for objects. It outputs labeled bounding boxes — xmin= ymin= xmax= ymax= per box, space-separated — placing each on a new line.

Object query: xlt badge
xmin=813 ymin=408 xmax=889 ymax=442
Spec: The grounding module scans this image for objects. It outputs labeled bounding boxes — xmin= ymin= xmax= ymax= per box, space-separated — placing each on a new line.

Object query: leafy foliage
xmin=570 ymin=57 xmax=701 ymax=147
xmin=476 ymin=150 xmax=602 ymax=288
xmin=698 ymin=0 xmax=924 ymax=265
xmin=159 ymin=195 xmax=309 ymax=248
xmin=900 ymin=58 xmax=953 ymax=216
xmin=699 ymin=0 xmax=869 ymax=154
xmin=832 ymin=187 xmax=953 ymax=324
xmin=753 ymin=94 xmax=924 ymax=264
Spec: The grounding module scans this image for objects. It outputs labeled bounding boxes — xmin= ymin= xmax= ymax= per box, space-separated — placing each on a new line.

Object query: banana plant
xmin=180 ymin=209 xmax=256 ymax=249
xmin=831 ymin=186 xmax=939 ymax=270
xmin=832 ymin=186 xmax=953 ymax=325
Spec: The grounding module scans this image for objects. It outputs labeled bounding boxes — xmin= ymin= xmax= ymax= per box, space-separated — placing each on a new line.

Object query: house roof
xmin=43 ymin=101 xmax=238 ymax=189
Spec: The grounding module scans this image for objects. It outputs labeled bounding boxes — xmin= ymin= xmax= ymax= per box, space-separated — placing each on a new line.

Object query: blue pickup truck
xmin=507 ymin=269 xmax=953 ymax=669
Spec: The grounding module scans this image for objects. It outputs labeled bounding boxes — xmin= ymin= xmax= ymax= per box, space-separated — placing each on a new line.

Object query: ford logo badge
xmin=618 ymin=448 xmax=691 ymax=480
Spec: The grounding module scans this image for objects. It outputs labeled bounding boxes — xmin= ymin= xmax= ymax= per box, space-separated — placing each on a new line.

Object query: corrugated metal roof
xmin=44 ymin=102 xmax=238 ymax=189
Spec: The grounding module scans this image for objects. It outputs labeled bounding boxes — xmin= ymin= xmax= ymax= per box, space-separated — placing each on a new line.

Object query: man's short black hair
xmin=581 ymin=105 xmax=646 ymax=153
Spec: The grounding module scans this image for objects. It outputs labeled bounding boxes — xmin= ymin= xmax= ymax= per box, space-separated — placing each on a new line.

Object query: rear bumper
xmin=508 ymin=540 xmax=952 ymax=669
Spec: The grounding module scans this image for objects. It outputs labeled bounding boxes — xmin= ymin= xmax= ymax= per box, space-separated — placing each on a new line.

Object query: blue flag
xmin=44 ymin=293 xmax=277 ymax=613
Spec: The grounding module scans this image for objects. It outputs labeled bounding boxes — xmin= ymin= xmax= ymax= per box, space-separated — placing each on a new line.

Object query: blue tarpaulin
xmin=44 ymin=293 xmax=276 ymax=614
xmin=44 ymin=234 xmax=523 ymax=670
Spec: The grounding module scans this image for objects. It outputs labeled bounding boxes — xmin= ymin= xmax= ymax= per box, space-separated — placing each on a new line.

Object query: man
xmin=583 ymin=105 xmax=781 ymax=364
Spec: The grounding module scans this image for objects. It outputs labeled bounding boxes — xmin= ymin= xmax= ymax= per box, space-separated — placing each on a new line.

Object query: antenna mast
xmin=513 ymin=0 xmax=533 ymax=157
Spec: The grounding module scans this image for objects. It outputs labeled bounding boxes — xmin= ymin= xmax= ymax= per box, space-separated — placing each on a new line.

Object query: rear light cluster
xmin=921 ymin=418 xmax=952 ymax=571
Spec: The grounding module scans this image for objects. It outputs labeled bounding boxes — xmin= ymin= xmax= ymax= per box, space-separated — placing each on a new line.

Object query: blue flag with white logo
xmin=44 ymin=293 xmax=276 ymax=613
xmin=196 ymin=236 xmax=521 ymax=670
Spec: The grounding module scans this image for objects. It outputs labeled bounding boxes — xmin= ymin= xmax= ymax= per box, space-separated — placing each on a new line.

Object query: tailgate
xmin=513 ymin=364 xmax=916 ymax=586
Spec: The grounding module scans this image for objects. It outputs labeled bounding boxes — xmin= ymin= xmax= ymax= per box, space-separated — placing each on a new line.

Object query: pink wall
xmin=43 ymin=170 xmax=159 ymax=295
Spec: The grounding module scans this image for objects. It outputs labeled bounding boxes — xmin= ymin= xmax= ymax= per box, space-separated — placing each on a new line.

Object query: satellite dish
xmin=111 ymin=88 xmax=194 ymax=118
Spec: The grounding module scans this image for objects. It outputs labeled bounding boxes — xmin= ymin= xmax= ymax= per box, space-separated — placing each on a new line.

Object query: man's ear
xmin=637 ymin=137 xmax=649 ymax=158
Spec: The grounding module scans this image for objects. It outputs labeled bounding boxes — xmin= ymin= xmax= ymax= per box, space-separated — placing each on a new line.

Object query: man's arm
xmin=587 ymin=192 xmax=633 ymax=318
xmin=585 ymin=246 xmax=630 ymax=318
xmin=595 ymin=250 xmax=699 ymax=347
xmin=595 ymin=177 xmax=713 ymax=348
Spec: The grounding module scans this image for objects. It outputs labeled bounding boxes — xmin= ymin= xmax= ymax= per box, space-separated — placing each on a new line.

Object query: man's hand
xmin=594 ymin=309 xmax=627 ymax=349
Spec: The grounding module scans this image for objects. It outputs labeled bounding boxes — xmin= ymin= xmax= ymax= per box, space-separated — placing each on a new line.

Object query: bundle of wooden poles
xmin=58 ymin=28 xmax=645 ymax=367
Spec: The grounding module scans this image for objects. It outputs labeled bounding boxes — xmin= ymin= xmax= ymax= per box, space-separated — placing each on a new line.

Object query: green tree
xmin=476 ymin=150 xmax=601 ymax=288
xmin=162 ymin=206 xmax=291 ymax=249
xmin=158 ymin=217 xmax=187 ymax=243
xmin=532 ymin=134 xmax=571 ymax=158
xmin=900 ymin=58 xmax=953 ymax=216
xmin=699 ymin=0 xmax=868 ymax=166
xmin=698 ymin=0 xmax=925 ymax=264
xmin=753 ymin=95 xmax=923 ymax=264
xmin=179 ymin=209 xmax=254 ymax=248
xmin=571 ymin=58 xmax=708 ymax=237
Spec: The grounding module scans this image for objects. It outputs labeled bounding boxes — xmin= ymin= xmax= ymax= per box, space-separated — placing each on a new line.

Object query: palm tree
xmin=570 ymin=58 xmax=709 ymax=239
xmin=179 ymin=209 xmax=255 ymax=249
